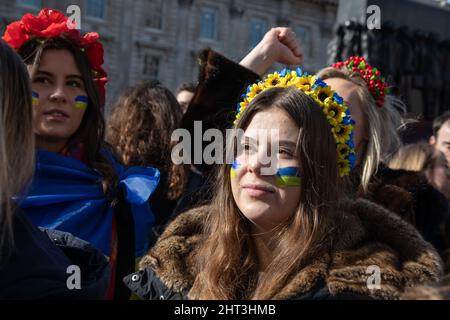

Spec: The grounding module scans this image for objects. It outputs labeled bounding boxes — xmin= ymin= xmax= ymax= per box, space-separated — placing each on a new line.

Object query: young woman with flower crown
xmin=179 ymin=27 xmax=450 ymax=272
xmin=2 ymin=9 xmax=160 ymax=299
xmin=125 ymin=68 xmax=442 ymax=300
xmin=0 ymin=39 xmax=110 ymax=299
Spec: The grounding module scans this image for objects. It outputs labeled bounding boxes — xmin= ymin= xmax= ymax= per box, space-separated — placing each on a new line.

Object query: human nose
xmin=48 ymin=82 xmax=68 ymax=104
xmin=247 ymin=145 xmax=277 ymax=176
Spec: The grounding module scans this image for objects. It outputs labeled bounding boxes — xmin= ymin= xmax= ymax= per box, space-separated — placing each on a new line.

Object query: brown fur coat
xmin=124 ymin=198 xmax=442 ymax=300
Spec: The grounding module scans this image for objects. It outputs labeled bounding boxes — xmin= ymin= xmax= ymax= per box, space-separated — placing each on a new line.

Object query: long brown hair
xmin=188 ymin=87 xmax=341 ymax=299
xmin=0 ymin=40 xmax=35 ymax=262
xmin=17 ymin=36 xmax=118 ymax=197
xmin=106 ymin=81 xmax=186 ymax=200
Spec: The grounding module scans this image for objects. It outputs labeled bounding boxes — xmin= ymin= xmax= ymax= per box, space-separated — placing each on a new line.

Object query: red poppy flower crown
xmin=2 ymin=8 xmax=107 ymax=106
xmin=331 ymin=56 xmax=389 ymax=108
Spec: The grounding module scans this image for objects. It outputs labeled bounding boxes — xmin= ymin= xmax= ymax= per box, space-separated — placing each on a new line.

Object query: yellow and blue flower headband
xmin=234 ymin=68 xmax=356 ymax=177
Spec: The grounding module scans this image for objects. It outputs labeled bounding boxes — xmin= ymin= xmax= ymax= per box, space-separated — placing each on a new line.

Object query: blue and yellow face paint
xmin=231 ymin=159 xmax=300 ymax=187
xmin=276 ymin=167 xmax=301 ymax=187
xmin=32 ymin=91 xmax=39 ymax=107
xmin=74 ymin=95 xmax=88 ymax=110
xmin=230 ymin=159 xmax=241 ymax=179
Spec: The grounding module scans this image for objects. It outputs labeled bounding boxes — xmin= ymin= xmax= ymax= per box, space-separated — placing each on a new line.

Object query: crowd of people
xmin=0 ymin=8 xmax=449 ymax=300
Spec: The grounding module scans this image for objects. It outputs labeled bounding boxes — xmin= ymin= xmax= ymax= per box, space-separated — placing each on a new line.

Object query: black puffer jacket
xmin=0 ymin=209 xmax=110 ymax=299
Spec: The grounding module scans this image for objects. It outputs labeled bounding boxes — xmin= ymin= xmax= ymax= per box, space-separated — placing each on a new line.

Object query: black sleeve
xmin=179 ymin=48 xmax=260 ymax=173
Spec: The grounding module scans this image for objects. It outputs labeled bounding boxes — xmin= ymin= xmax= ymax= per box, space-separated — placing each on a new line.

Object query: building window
xmin=16 ymin=0 xmax=41 ymax=8
xmin=143 ymin=0 xmax=164 ymax=30
xmin=143 ymin=54 xmax=160 ymax=80
xmin=86 ymin=0 xmax=106 ymax=19
xmin=295 ymin=25 xmax=312 ymax=56
xmin=199 ymin=6 xmax=217 ymax=40
xmin=249 ymin=18 xmax=268 ymax=48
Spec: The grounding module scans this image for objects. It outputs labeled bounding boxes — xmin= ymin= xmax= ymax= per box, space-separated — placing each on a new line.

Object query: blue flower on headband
xmin=347 ymin=153 xmax=357 ymax=169
xmin=333 ymin=92 xmax=344 ymax=104
xmin=312 ymin=78 xmax=328 ymax=89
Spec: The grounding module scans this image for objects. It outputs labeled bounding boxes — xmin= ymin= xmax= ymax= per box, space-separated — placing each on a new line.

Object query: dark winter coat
xmin=0 ymin=209 xmax=110 ymax=299
xmin=357 ymin=164 xmax=450 ymax=270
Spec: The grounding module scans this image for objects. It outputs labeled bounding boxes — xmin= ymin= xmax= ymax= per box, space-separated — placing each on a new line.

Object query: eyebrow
xmin=278 ymin=140 xmax=297 ymax=149
xmin=36 ymin=70 xmax=83 ymax=81
xmin=243 ymin=136 xmax=297 ymax=148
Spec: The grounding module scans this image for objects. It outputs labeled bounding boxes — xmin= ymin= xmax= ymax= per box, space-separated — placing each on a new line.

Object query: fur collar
xmin=139 ymin=198 xmax=443 ymax=299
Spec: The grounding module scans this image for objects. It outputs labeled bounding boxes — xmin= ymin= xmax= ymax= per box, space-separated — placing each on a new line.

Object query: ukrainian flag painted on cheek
xmin=230 ymin=159 xmax=241 ymax=179
xmin=32 ymin=91 xmax=39 ymax=107
xmin=75 ymin=95 xmax=88 ymax=110
xmin=276 ymin=167 xmax=301 ymax=187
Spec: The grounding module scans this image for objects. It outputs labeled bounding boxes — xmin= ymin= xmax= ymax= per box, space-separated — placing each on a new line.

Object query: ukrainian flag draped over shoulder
xmin=17 ymin=149 xmax=160 ymax=257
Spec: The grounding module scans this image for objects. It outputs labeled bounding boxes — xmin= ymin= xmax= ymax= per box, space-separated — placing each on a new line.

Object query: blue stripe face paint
xmin=74 ymin=95 xmax=88 ymax=110
xmin=230 ymin=159 xmax=241 ymax=179
xmin=32 ymin=91 xmax=39 ymax=107
xmin=276 ymin=167 xmax=301 ymax=187
xmin=231 ymin=159 xmax=300 ymax=187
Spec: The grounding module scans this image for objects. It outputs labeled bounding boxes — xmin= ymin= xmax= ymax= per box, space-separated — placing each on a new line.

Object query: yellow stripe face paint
xmin=230 ymin=159 xmax=240 ymax=179
xmin=74 ymin=96 xmax=88 ymax=110
xmin=32 ymin=91 xmax=39 ymax=107
xmin=276 ymin=167 xmax=301 ymax=187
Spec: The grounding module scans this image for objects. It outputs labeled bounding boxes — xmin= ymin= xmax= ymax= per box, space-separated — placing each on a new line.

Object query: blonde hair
xmin=316 ymin=66 xmax=407 ymax=192
xmin=388 ymin=143 xmax=436 ymax=172
xmin=0 ymin=41 xmax=35 ymax=262
xmin=187 ymin=87 xmax=340 ymax=299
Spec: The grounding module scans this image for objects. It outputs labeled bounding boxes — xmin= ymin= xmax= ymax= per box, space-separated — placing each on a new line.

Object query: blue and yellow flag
xmin=17 ymin=149 xmax=160 ymax=257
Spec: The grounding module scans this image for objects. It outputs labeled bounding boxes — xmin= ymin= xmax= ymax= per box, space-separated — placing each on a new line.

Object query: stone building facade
xmin=0 ymin=0 xmax=338 ymax=112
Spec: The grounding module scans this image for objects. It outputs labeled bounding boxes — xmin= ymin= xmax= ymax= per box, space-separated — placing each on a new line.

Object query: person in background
xmin=389 ymin=142 xmax=450 ymax=201
xmin=107 ymin=81 xmax=203 ymax=245
xmin=430 ymin=111 xmax=450 ymax=166
xmin=176 ymin=82 xmax=197 ymax=114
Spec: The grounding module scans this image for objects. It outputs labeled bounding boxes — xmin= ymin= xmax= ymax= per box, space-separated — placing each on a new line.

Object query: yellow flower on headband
xmin=234 ymin=68 xmax=357 ymax=177
xmin=246 ymin=83 xmax=265 ymax=99
xmin=337 ymin=143 xmax=352 ymax=159
xmin=264 ymin=72 xmax=283 ymax=87
xmin=332 ymin=124 xmax=353 ymax=144
xmin=324 ymin=98 xmax=346 ymax=127
xmin=337 ymin=159 xmax=351 ymax=176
